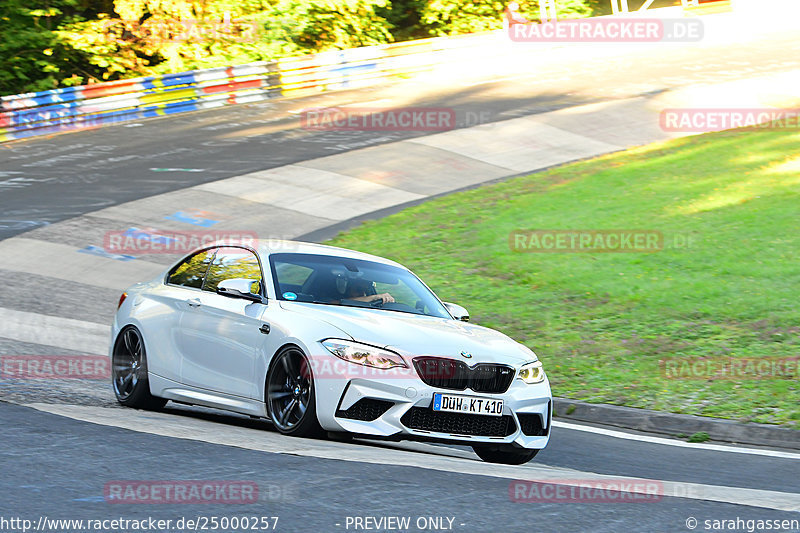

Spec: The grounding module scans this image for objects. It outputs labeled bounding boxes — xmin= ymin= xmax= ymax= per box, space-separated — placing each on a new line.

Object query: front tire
xmin=112 ymin=326 xmax=167 ymax=410
xmin=266 ymin=346 xmax=323 ymax=437
xmin=472 ymin=445 xmax=539 ymax=465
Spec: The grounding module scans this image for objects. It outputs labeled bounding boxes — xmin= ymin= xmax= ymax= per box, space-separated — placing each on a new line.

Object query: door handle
xmin=186 ymin=298 xmax=202 ymax=308
xmin=259 ymin=323 xmax=270 ymax=334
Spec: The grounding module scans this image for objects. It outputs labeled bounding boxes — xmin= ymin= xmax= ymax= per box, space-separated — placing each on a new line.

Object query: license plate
xmin=432 ymin=393 xmax=503 ymax=417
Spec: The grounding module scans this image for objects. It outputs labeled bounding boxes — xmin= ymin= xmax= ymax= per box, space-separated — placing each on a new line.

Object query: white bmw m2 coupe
xmin=110 ymin=240 xmax=551 ymax=464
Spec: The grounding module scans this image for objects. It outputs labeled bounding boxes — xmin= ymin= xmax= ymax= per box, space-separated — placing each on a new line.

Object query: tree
xmin=1 ymin=0 xmax=602 ymax=97
xmin=264 ymin=0 xmax=393 ymax=53
xmin=376 ymin=0 xmax=428 ymax=41
xmin=0 ymin=0 xmax=90 ymax=95
xmin=420 ymin=0 xmax=507 ymax=36
xmin=420 ymin=0 xmax=595 ymax=37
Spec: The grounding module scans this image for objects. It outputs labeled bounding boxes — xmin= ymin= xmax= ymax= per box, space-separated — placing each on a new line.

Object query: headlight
xmin=321 ymin=339 xmax=408 ymax=370
xmin=518 ymin=360 xmax=545 ymax=384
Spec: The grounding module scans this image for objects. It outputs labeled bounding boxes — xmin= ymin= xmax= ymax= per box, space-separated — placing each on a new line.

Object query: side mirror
xmin=444 ymin=302 xmax=469 ymax=322
xmin=217 ymin=278 xmax=266 ymax=304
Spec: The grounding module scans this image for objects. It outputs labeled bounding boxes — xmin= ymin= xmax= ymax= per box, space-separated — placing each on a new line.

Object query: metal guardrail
xmin=0 ymin=32 xmax=498 ymax=143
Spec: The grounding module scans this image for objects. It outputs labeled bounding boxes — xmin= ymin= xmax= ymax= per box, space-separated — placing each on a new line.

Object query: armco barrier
xmin=0 ymin=31 xmax=501 ymax=143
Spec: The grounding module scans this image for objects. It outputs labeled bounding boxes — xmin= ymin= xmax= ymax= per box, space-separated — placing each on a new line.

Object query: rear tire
xmin=266 ymin=346 xmax=323 ymax=437
xmin=472 ymin=445 xmax=539 ymax=465
xmin=112 ymin=326 xmax=167 ymax=410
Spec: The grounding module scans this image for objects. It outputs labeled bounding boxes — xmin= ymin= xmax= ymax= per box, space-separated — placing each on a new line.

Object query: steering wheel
xmin=369 ymin=298 xmax=384 ymax=308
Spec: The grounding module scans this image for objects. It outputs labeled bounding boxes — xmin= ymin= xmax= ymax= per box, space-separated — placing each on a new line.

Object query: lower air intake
xmin=335 ymin=398 xmax=394 ymax=421
xmin=401 ymin=407 xmax=516 ymax=437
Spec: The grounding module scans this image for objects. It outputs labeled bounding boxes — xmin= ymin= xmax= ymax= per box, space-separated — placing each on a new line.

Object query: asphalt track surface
xmin=3 ymin=22 xmax=800 ymax=240
xmin=3 ymin=403 xmax=799 ymax=533
xmin=1 ymin=13 xmax=800 ymax=533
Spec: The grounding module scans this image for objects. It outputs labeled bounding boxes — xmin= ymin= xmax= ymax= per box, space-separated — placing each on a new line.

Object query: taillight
xmin=117 ymin=292 xmax=128 ymax=309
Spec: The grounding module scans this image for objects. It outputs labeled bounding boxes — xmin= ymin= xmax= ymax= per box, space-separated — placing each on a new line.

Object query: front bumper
xmin=314 ymin=372 xmax=552 ymax=450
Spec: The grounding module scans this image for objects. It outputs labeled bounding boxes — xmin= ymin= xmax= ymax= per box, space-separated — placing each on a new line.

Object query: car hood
xmin=279 ymin=301 xmax=535 ymax=365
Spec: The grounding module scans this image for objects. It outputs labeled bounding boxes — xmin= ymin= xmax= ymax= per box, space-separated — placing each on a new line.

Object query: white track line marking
xmin=0 ymin=308 xmax=109 ymax=355
xmin=553 ymin=421 xmax=800 ymax=460
xmin=26 ymin=403 xmax=800 ymax=512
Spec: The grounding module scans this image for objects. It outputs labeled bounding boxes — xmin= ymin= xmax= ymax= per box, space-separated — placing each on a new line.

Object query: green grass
xmin=328 ymin=128 xmax=800 ymax=426
xmin=688 ymin=432 xmax=711 ymax=443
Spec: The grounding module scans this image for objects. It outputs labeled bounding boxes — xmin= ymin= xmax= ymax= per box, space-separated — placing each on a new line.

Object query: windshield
xmin=268 ymin=253 xmax=451 ymax=318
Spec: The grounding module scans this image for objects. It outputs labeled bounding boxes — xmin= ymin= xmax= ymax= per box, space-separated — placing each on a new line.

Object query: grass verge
xmin=328 ymin=128 xmax=800 ymax=426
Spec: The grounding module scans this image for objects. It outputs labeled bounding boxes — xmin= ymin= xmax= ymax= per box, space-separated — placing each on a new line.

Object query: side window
xmin=203 ymin=247 xmax=263 ymax=294
xmin=167 ymin=249 xmax=216 ymax=289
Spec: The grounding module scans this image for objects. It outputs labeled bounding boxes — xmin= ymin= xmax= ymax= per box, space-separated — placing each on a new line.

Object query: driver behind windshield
xmin=345 ymin=279 xmax=395 ymax=304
